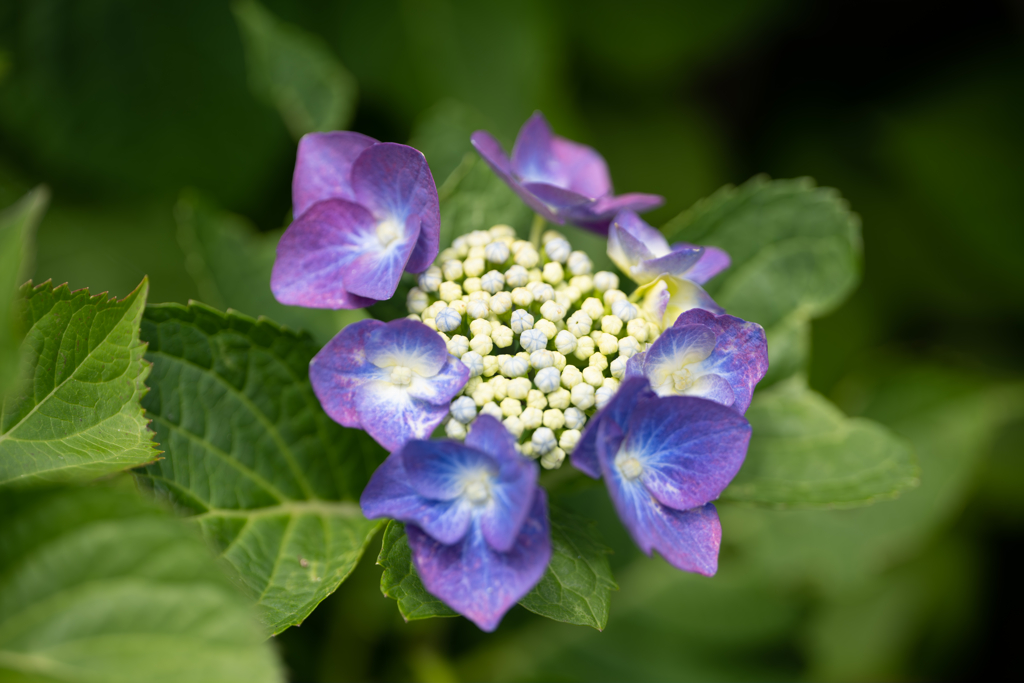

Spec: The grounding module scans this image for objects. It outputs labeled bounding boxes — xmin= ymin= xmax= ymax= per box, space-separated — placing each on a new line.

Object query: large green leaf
xmin=723 ymin=377 xmax=918 ymax=508
xmin=137 ymin=303 xmax=385 ymax=634
xmin=0 ymin=279 xmax=157 ymax=487
xmin=663 ymin=177 xmax=861 ymax=383
xmin=0 ymin=187 xmax=48 ymax=396
xmin=378 ymin=507 xmax=616 ymax=629
xmin=175 ymin=190 xmax=366 ymax=344
xmin=233 ymin=0 xmax=357 ymax=139
xmin=0 ymin=479 xmax=283 ymax=683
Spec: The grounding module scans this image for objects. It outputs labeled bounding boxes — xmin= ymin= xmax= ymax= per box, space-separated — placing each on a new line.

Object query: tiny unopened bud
xmin=612 ymin=299 xmax=639 ymax=322
xmin=448 ymin=299 xmax=467 ymax=315
xmin=593 ymin=271 xmax=619 ymax=293
xmin=574 ymin=335 xmax=596 ymax=360
xmin=541 ymin=447 xmax=566 ymax=470
xmin=530 ymin=350 xmax=555 ymax=369
xmin=532 ymin=283 xmax=555 ymax=303
xmin=526 ymin=390 xmax=548 ymax=410
xmin=500 ymin=397 xmax=523 ymax=417
xmin=610 ymin=356 xmax=628 ymax=380
xmin=520 ymin=328 xmax=548 ymax=352
xmin=570 ymin=275 xmax=594 ymax=293
xmin=422 ymin=318 xmax=438 ymax=331
xmin=542 ymin=262 xmax=564 ymax=285
xmin=469 ymin=334 xmax=493 ymax=356
xmin=566 ymin=251 xmax=593 ymax=275
xmin=505 ymin=265 xmax=529 ymax=288
xmin=583 ymin=366 xmax=604 ymax=387
xmin=532 ymin=427 xmax=557 ymax=455
xmin=511 ymin=287 xmax=534 ymax=307
xmin=588 ymin=352 xmax=608 ymax=371
xmin=535 ymin=367 xmax=561 ymax=393
xmin=564 ymin=407 xmax=586 ymax=430
xmin=595 ymin=384 xmax=616 ymax=409
xmin=554 ymin=330 xmax=577 ymax=354
xmin=514 ymin=246 xmax=539 ymax=268
xmin=527 ymin=268 xmax=543 ymax=283
xmin=540 ymin=300 xmax=566 ymax=322
xmin=603 ymin=289 xmax=627 ymax=306
xmin=561 ymin=365 xmax=583 ymax=389
xmin=447 ymin=335 xmax=469 ymax=357
xmin=521 ymin=406 xmax=543 ymax=430
xmin=442 ymin=259 xmax=464 ymax=281
xmin=463 ymin=376 xmax=482 ymax=395
xmin=617 ymin=336 xmax=642 ymax=358
xmin=469 ymin=319 xmax=493 ymax=337
xmin=559 ymin=429 xmax=581 ymax=452
xmin=406 ymin=314 xmax=421 ymax=322
xmin=435 ymin=307 xmax=462 ymax=332
xmin=488 ymin=291 xmax=512 ymax=315
xmin=452 ymin=235 xmax=469 ymax=256
xmin=507 ymin=377 xmax=531 ymax=400
xmin=418 ymin=266 xmax=442 ymax=292
xmin=480 ymin=270 xmax=505 ymax=294
xmin=543 ymin=408 xmax=565 ymax=430
xmin=407 ymin=288 xmax=429 ymax=314
xmin=466 ymin=230 xmax=491 ymax=247
xmin=503 ymin=415 xmax=524 ymax=437
xmin=482 ymin=355 xmax=500 ymax=377
xmin=480 ymin=402 xmax=503 ymax=420
xmin=581 ymin=297 xmax=605 ymax=320
xmin=545 ymin=237 xmax=571 ymax=263
xmin=510 ymin=309 xmax=534 ymax=334
xmin=501 ymin=356 xmax=529 ymax=378
xmin=601 ymin=315 xmax=624 ymax=336
xmin=489 ymin=224 xmax=516 ymax=239
xmin=552 ymin=352 xmax=567 ymax=371
xmin=548 ymin=388 xmax=571 ymax=410
xmin=439 ymin=281 xmax=462 ymax=302
xmin=570 ymin=383 xmax=596 ymax=410
xmin=521 ymin=441 xmax=537 ymax=459
xmin=466 ymin=300 xmax=489 ymax=320
xmin=450 ymin=396 xmax=477 ymax=424
xmin=485 ymin=241 xmax=510 ymax=264
xmin=489 ymin=376 xmax=509 ymax=401
xmin=438 ymin=247 xmax=459 ymax=263
xmin=534 ymin=319 xmax=557 ymax=339
xmin=598 ymin=333 xmax=619 ymax=356
xmin=463 ymin=277 xmax=483 ymax=293
xmin=460 ymin=351 xmax=484 ymax=378
xmin=490 ymin=324 xmax=513 ymax=348
xmin=445 ymin=419 xmax=467 ymax=439
xmin=567 ymin=312 xmax=592 ymax=337
xmin=560 ymin=285 xmax=582 ymax=303
xmin=471 ymin=384 xmax=494 ymax=406
xmin=627 ymin=318 xmax=649 ymax=342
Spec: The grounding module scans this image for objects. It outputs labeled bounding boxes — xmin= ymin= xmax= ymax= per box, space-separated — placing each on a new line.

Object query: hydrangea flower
xmin=608 ymin=209 xmax=729 ymax=324
xmin=271 ymin=132 xmax=440 ymax=309
xmin=471 ymin=112 xmax=663 ymax=234
xmin=626 ymin=308 xmax=768 ymax=414
xmin=310 ymin=319 xmax=468 ymax=451
xmin=360 ymin=416 xmax=551 ymax=631
xmin=572 ymin=378 xmax=751 ymax=575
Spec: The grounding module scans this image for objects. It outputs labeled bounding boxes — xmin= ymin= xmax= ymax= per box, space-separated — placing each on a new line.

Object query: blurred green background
xmin=2 ymin=1 xmax=1022 ymax=680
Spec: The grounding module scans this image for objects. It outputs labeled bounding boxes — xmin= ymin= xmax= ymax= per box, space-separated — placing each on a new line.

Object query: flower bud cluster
xmin=407 ymin=225 xmax=664 ymax=469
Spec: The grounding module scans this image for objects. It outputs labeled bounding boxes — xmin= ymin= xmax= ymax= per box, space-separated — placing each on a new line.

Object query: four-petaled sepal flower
xmin=626 ymin=308 xmax=768 ymax=414
xmin=272 ymin=132 xmax=440 ymax=309
xmin=572 ymin=377 xmax=751 ymax=576
xmin=310 ymin=318 xmax=468 ymax=451
xmin=471 ymin=112 xmax=663 ymax=234
xmin=361 ymin=416 xmax=551 ymax=631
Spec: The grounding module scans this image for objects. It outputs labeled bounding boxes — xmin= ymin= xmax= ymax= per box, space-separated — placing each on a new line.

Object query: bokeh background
xmin=2 ymin=1 xmax=1022 ymax=680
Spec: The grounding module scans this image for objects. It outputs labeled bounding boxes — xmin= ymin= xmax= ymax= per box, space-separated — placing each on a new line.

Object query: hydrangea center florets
xmin=406 ymin=224 xmax=666 ymax=470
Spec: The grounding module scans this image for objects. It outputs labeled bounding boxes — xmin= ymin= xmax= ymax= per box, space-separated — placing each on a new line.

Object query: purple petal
xmin=608 ymin=218 xmax=657 ymax=273
xmin=644 ymin=324 xmax=718 ymax=392
xmin=572 ymin=376 xmax=654 ymax=479
xmin=678 ymin=245 xmax=730 ymax=285
xmin=309 ymin=319 xmax=387 ymax=429
xmin=549 ymin=136 xmax=612 ymax=198
xmin=408 ymin=488 xmax=552 ymax=632
xmin=344 ymin=236 xmax=418 ymax=300
xmin=401 ymin=439 xmax=499 ymax=501
xmin=464 ymin=414 xmax=520 ymax=463
xmin=612 ymin=210 xmax=670 ymax=256
xmin=354 ymin=381 xmax=452 ymax=452
xmin=360 ymin=449 xmax=473 ymax=545
xmin=622 ymin=396 xmax=751 ymax=511
xmin=510 ymin=112 xmax=557 ymax=185
xmin=406 ymin=356 xmax=470 ymax=406
xmin=365 ymin=319 xmax=449 ymax=378
xmin=678 ymin=310 xmax=768 ymax=414
xmin=624 ymin=351 xmax=647 ymax=380
xmin=270 ymin=200 xmax=380 ymax=309
xmin=471 ymin=130 xmax=559 ymax=221
xmin=292 ymin=132 xmax=377 ymax=219
xmin=632 ymin=247 xmax=705 ymax=283
xmin=521 ymin=182 xmax=594 ymax=214
xmin=510 ymin=112 xmax=612 ymax=199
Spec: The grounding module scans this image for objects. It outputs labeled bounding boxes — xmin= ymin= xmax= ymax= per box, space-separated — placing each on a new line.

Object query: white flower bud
xmin=570 ymin=383 xmax=596 ymax=410
xmin=482 ymin=355 xmax=500 ymax=377
xmin=511 ymin=287 xmax=534 ymax=307
xmin=480 ymin=270 xmax=505 ymax=294
xmin=598 ymin=333 xmax=619 ymax=356
xmin=617 ymin=336 xmax=642 ymax=358
xmin=612 ymin=299 xmax=639 ymax=322
xmin=507 ymin=377 xmax=531 ymax=400
xmin=540 ymin=300 xmax=566 ymax=322
xmin=501 ymin=355 xmax=529 ymax=378
xmin=488 ymin=291 xmax=512 ymax=315
xmin=581 ymin=297 xmax=605 ymax=320
xmin=450 ymin=396 xmax=477 ymax=424
xmin=543 ymin=408 xmax=565 ymax=430
xmin=603 ymin=377 xmax=620 ymax=390
xmin=532 ymin=283 xmax=555 ymax=303
xmin=406 ymin=314 xmax=421 ymax=322
xmin=489 ymin=376 xmax=509 ymax=401
xmin=514 ymin=246 xmax=539 ymax=268
xmin=603 ymin=289 xmax=627 ymax=306
xmin=595 ymin=384 xmax=616 ymax=409
xmin=540 ymin=447 xmax=565 ymax=470
xmin=610 ymin=356 xmax=628 ymax=380
xmin=463 ymin=375 xmax=482 ymax=395
xmin=564 ymin=407 xmax=586 ymax=430
xmin=490 ymin=324 xmax=513 ymax=349
xmin=627 ymin=318 xmax=649 ymax=342
xmin=521 ymin=407 xmax=543 ymax=430
xmin=588 ymin=352 xmax=608 ymax=371
xmin=583 ymin=366 xmax=604 ymax=387
xmin=527 ymin=268 xmax=543 ymax=283
xmin=601 ymin=315 xmax=624 ymax=336
xmin=452 ymin=235 xmax=469 ymax=256
xmin=438 ymin=247 xmax=459 ymax=263
xmin=422 ymin=318 xmax=438 ymax=331
xmin=516 ymin=351 xmax=531 ymax=364
xmin=552 ymin=352 xmax=567 ymax=371
xmin=560 ymin=286 xmax=582 ymax=304
xmin=529 ymin=350 xmax=555 ymax=369
xmin=593 ymin=271 xmax=619 ymax=293
xmin=504 ymin=265 xmax=529 ymax=288
xmin=467 ymin=289 xmax=490 ymax=302
xmin=554 ymin=330 xmax=577 ymax=355
xmin=534 ymin=319 xmax=557 ymax=339
xmin=469 ymin=319 xmax=493 ymax=337
xmin=541 ymin=229 xmax=564 ymax=244
xmin=480 ymin=401 xmax=503 ymax=420
xmin=467 ymin=230 xmax=492 ymax=247
xmin=520 ymin=441 xmax=537 ymax=459
xmin=418 ymin=266 xmax=442 ymax=292
xmin=561 ymin=365 xmax=583 ymax=389
xmin=439 ymin=281 xmax=462 ymax=302
xmin=548 ymin=388 xmax=571 ymax=410
xmin=526 ymin=390 xmax=548 ymax=410
xmin=435 ymin=307 xmax=462 ymax=332
xmin=542 ymin=262 xmax=564 ymax=285
xmin=510 ymin=309 xmax=534 ymax=334
xmin=544 ymin=237 xmax=572 ymax=263
xmin=559 ymin=429 xmax=581 ymax=452
xmin=566 ymin=312 xmax=592 ymax=337
xmin=489 ymin=224 xmax=517 ymax=240
xmin=442 ymin=259 xmax=464 ymax=281
xmin=460 ymin=351 xmax=484 ymax=377
xmin=570 ymin=275 xmax=594 ymax=293
xmin=503 ymin=415 xmax=524 ymax=438
xmin=532 ymin=427 xmax=557 ymax=455
xmin=466 ymin=300 xmax=489 ymax=320
xmin=520 ymin=328 xmax=547 ymax=352
xmin=448 ymin=299 xmax=467 ymax=315
xmin=439 ymin=332 xmax=451 ymax=344
xmin=407 ymin=288 xmax=429 ymax=314
xmin=484 ymin=241 xmax=510 ymax=264
xmin=534 ymin=366 xmax=561 ymax=393
xmin=445 ymin=419 xmax=467 ymax=439
xmin=471 ymin=383 xmax=494 ymax=406
xmin=446 ymin=334 xmax=469 ymax=357
xmin=424 ymin=301 xmax=447 ymax=319
xmin=566 ymin=251 xmax=593 ymax=275
xmin=463 ymin=257 xmax=485 ymax=278
xmin=470 ymin=334 xmax=493 ymax=356
xmin=500 ymin=397 xmax=522 ymax=417
xmin=574 ymin=336 xmax=595 ymax=360
xmin=465 ymin=278 xmax=485 ymax=294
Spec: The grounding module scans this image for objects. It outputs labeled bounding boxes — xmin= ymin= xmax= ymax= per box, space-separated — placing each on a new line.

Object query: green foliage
xmin=0 ymin=478 xmax=283 ymax=683
xmin=175 ymin=190 xmax=366 ymax=344
xmin=663 ymin=176 xmax=861 ymax=384
xmin=437 ymin=155 xmax=534 ymax=250
xmin=137 ymin=302 xmax=384 ymax=634
xmin=233 ymin=0 xmax=357 ymax=139
xmin=0 ymin=279 xmax=157 ymax=487
xmin=378 ymin=508 xmax=616 ymax=629
xmin=409 ymin=99 xmax=492 ymax=187
xmin=0 ymin=187 xmax=48 ymax=396
xmin=724 ymin=377 xmax=919 ymax=508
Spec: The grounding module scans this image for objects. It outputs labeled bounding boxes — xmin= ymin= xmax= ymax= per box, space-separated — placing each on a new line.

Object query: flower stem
xmin=529 ymin=213 xmax=545 ymax=248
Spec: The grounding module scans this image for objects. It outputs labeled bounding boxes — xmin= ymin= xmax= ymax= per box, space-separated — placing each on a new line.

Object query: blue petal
xmin=406 ymin=356 xmax=470 ymax=406
xmin=631 ymin=247 xmax=705 ymax=283
xmin=677 ymin=310 xmax=768 ymax=415
xmin=407 ymin=488 xmax=551 ymax=632
xmin=464 ymin=414 xmax=520 ymax=463
xmin=354 ymin=381 xmax=452 ymax=452
xmin=401 ymin=438 xmax=498 ymax=500
xmin=366 ymin=319 xmax=449 ymax=378
xmin=608 ymin=215 xmax=657 ymax=273
xmin=678 ymin=244 xmax=730 ymax=285
xmin=292 ymin=131 xmax=377 ymax=219
xmin=612 ymin=209 xmax=670 ymax=256
xmin=571 ymin=376 xmax=653 ymax=479
xmin=644 ymin=324 xmax=718 ymax=394
xmin=309 ymin=319 xmax=388 ymax=430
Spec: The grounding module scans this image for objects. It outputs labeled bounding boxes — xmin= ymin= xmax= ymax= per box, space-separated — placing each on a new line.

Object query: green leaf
xmin=378 ymin=509 xmax=616 ymax=629
xmin=0 ymin=479 xmax=284 ymax=683
xmin=232 ymin=0 xmax=357 ymax=139
xmin=175 ymin=190 xmax=366 ymax=344
xmin=408 ymin=99 xmax=492 ymax=187
xmin=437 ymin=155 xmax=534 ymax=251
xmin=723 ymin=377 xmax=918 ymax=508
xmin=137 ymin=303 xmax=385 ymax=634
xmin=0 ymin=187 xmax=48 ymax=396
xmin=663 ymin=177 xmax=861 ymax=382
xmin=378 ymin=521 xmax=458 ymax=621
xmin=519 ymin=507 xmax=617 ymax=630
xmin=0 ymin=279 xmax=157 ymax=487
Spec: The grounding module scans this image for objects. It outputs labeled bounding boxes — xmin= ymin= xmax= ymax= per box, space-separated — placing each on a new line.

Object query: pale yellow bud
xmin=547 ymin=388 xmax=571 ymax=410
